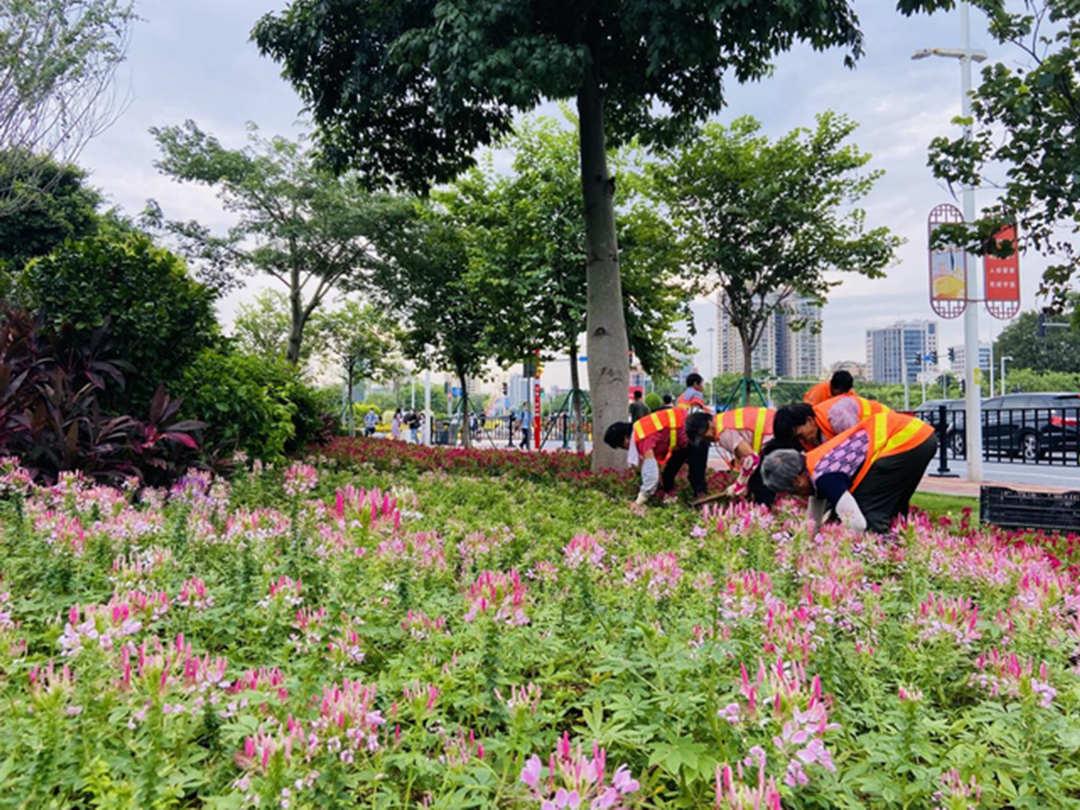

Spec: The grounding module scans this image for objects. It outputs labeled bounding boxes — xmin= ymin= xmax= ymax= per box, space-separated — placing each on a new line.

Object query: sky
xmin=76 ymin=0 xmax=1048 ymax=388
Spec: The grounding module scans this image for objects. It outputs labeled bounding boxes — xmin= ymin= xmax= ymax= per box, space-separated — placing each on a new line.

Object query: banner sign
xmin=983 ymin=224 xmax=1020 ymax=320
xmin=928 ymin=203 xmax=968 ymax=319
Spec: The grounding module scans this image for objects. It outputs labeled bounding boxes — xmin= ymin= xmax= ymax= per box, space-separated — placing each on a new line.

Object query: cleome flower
xmin=521 ymin=732 xmax=640 ymax=809
xmin=464 ymin=569 xmax=528 ymax=626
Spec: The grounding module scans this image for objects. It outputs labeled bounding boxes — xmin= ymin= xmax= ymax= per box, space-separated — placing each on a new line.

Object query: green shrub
xmin=18 ymin=228 xmax=218 ymax=406
xmin=175 ymin=350 xmax=321 ymax=461
xmin=644 ymin=391 xmax=663 ymax=411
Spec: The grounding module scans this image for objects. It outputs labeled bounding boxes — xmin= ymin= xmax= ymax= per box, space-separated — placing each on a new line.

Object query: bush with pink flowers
xmin=0 ymin=457 xmax=1078 ymax=807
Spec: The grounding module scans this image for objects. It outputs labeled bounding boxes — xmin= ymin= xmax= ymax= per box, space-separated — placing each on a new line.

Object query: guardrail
xmin=913 ymin=405 xmax=1080 ymax=466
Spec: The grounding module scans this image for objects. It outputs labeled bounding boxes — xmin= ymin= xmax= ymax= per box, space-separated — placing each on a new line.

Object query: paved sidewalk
xmin=918 ymin=474 xmax=1074 ymax=497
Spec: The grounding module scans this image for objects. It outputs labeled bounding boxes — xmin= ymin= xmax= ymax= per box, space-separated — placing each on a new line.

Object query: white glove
xmin=638 ymin=457 xmax=660 ymax=502
xmin=806 ymin=496 xmax=827 ymax=538
xmin=834 ymin=491 xmax=867 ymax=531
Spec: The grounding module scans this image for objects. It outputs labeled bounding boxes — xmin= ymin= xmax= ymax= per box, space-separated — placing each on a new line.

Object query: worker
xmin=604 ymin=408 xmax=705 ymax=505
xmin=761 ymin=410 xmax=937 ymax=534
xmin=675 ymin=373 xmax=710 ymax=413
xmin=685 ymin=407 xmax=775 ymax=502
xmin=775 ymin=392 xmax=892 ymax=450
xmin=803 ymin=370 xmax=856 ymax=407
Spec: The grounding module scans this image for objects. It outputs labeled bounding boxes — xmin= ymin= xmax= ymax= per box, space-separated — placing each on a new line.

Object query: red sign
xmin=628 ymin=385 xmax=644 ymax=400
xmin=928 ymin=203 xmax=967 ymax=319
xmin=984 ymin=224 xmax=1020 ymax=320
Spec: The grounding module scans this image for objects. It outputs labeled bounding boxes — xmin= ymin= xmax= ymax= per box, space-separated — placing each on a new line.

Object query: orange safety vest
xmin=632 ymin=407 xmax=686 ymax=464
xmin=715 ymin=407 xmax=775 ymax=454
xmin=805 ymin=411 xmax=934 ymax=492
xmin=675 ymin=390 xmax=707 ymax=411
xmin=803 ymin=380 xmax=833 ymax=407
xmin=813 ymin=395 xmax=891 ymax=440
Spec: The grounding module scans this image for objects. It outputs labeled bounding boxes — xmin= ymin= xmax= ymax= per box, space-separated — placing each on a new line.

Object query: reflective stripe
xmin=752 ymin=408 xmax=768 ymax=452
xmin=873 ymin=413 xmax=888 ymax=450
xmin=733 ymin=409 xmax=745 ymax=429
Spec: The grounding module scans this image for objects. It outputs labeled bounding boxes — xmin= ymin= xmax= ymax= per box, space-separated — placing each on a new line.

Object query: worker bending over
xmin=803 ymin=370 xmax=856 ymax=408
xmin=604 ymin=408 xmax=706 ymax=505
xmin=685 ymin=407 xmax=775 ymax=502
xmin=761 ymin=411 xmax=937 ymax=535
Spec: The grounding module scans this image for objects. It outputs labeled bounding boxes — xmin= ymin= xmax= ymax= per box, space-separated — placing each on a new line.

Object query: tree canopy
xmin=649 ymin=113 xmax=900 ymax=382
xmin=0 ymin=0 xmax=135 ymax=216
xmin=0 ymin=150 xmax=101 ymax=284
xmin=147 ymin=121 xmax=406 ymax=365
xmin=996 ymin=305 xmax=1080 ymax=374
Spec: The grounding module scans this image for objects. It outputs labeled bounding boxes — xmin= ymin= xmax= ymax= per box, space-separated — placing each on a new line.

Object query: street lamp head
xmin=911 ymin=49 xmax=933 ymax=60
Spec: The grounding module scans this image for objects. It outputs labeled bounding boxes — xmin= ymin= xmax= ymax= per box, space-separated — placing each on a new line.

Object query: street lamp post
xmin=1000 ymin=355 xmax=1013 ymax=396
xmin=912 ymin=2 xmax=988 ymax=482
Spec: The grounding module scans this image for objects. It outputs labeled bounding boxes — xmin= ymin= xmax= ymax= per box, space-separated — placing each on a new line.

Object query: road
xmin=925 ymin=459 xmax=1080 ymax=490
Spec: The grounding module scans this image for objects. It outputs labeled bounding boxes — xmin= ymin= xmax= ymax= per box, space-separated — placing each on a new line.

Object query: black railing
xmin=912 ymin=405 xmax=1080 ymax=466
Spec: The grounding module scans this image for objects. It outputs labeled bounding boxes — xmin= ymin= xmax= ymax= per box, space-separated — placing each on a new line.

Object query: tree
xmin=444 ymin=117 xmax=691 ymax=450
xmin=995 ymin=306 xmax=1080 ymax=374
xmin=927 ymin=0 xmax=1080 ymax=312
xmin=232 ymin=289 xmax=300 ymax=364
xmin=252 ymin=0 xmax=951 ymax=468
xmin=17 ymin=227 xmax=219 ymax=407
xmin=370 ymin=202 xmax=492 ymax=449
xmin=0 ymin=151 xmax=101 ymax=284
xmin=650 ymin=114 xmax=900 ymax=393
xmin=309 ymin=300 xmax=403 ymax=436
xmin=147 ymin=121 xmax=405 ymax=365
xmin=0 ymin=0 xmax=135 ymax=216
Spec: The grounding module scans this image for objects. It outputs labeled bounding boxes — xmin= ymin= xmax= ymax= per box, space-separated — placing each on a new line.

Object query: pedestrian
xmin=675 ymin=373 xmax=711 ymax=413
xmin=629 ymin=390 xmax=650 ymax=423
xmin=762 ymin=411 xmax=937 ymax=535
xmin=518 ymin=406 xmax=531 ymax=450
xmin=364 ymin=409 xmax=378 ymax=437
xmin=406 ymin=410 xmax=420 ymax=443
xmin=685 ymin=407 xmax=776 ymax=503
xmin=603 ymin=408 xmax=693 ymax=506
xmin=660 ymin=393 xmax=674 ymax=409
xmin=391 ymin=408 xmax=403 ymax=440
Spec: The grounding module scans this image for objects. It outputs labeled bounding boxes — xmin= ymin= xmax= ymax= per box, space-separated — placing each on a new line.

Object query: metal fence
xmin=913 ymin=404 xmax=1080 ymax=466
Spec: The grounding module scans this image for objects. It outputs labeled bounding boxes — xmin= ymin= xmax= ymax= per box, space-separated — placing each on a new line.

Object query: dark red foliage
xmin=0 ymin=307 xmax=204 ymax=485
xmin=322 ymin=436 xmax=637 ymax=496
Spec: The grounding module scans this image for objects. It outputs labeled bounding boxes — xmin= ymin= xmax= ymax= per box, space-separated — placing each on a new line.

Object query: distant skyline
xmin=76 ymin=1 xmax=1046 ymax=385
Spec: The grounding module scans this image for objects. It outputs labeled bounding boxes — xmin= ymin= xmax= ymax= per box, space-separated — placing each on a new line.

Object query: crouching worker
xmin=761 ymin=411 xmax=938 ymax=535
xmin=604 ymin=408 xmax=705 ymax=505
xmin=685 ymin=407 xmax=775 ymax=503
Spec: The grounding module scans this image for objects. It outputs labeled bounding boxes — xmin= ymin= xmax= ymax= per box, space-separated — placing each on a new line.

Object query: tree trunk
xmin=458 ymin=368 xmax=471 ymax=449
xmin=740 ymin=332 xmax=753 ymax=407
xmin=287 ymin=270 xmax=304 ymax=365
xmin=346 ymin=359 xmax=355 ymax=437
xmin=577 ymin=55 xmax=629 ymax=472
xmin=569 ymin=342 xmax=585 ymax=453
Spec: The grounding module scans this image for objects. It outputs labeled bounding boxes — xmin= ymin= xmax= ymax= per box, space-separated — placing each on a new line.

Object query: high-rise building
xmin=948 ymin=342 xmax=992 ymax=376
xmin=716 ymin=292 xmax=822 ymax=378
xmin=865 ymin=320 xmax=938 ymax=384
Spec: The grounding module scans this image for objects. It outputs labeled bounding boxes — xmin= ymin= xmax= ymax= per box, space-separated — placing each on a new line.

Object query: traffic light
xmin=1037 ymin=311 xmax=1047 ymax=338
xmin=501 ymin=382 xmax=508 ymax=396
xmin=947 ymin=347 xmax=956 ymax=364
xmin=929 ymin=351 xmax=938 ymax=365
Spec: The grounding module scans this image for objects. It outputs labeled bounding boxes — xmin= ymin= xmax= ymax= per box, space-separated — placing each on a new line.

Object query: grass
xmin=910 ymin=490 xmax=979 ymax=522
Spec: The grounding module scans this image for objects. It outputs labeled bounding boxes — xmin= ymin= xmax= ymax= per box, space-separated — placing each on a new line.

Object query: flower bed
xmin=0 ymin=457 xmax=1078 ymax=807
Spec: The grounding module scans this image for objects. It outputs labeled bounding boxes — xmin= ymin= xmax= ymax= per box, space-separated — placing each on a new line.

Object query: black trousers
xmin=854 ymin=435 xmax=938 ymax=533
xmin=660 ymin=442 xmax=709 ymax=496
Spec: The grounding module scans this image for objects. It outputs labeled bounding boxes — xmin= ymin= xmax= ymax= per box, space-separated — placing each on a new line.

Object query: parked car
xmin=933 ymin=393 xmax=1080 ymax=461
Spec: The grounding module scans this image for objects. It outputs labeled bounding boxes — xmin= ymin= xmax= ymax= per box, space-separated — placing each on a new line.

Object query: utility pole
xmin=423 ymin=369 xmax=432 ymax=445
xmin=912 ymin=2 xmax=987 ymax=481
